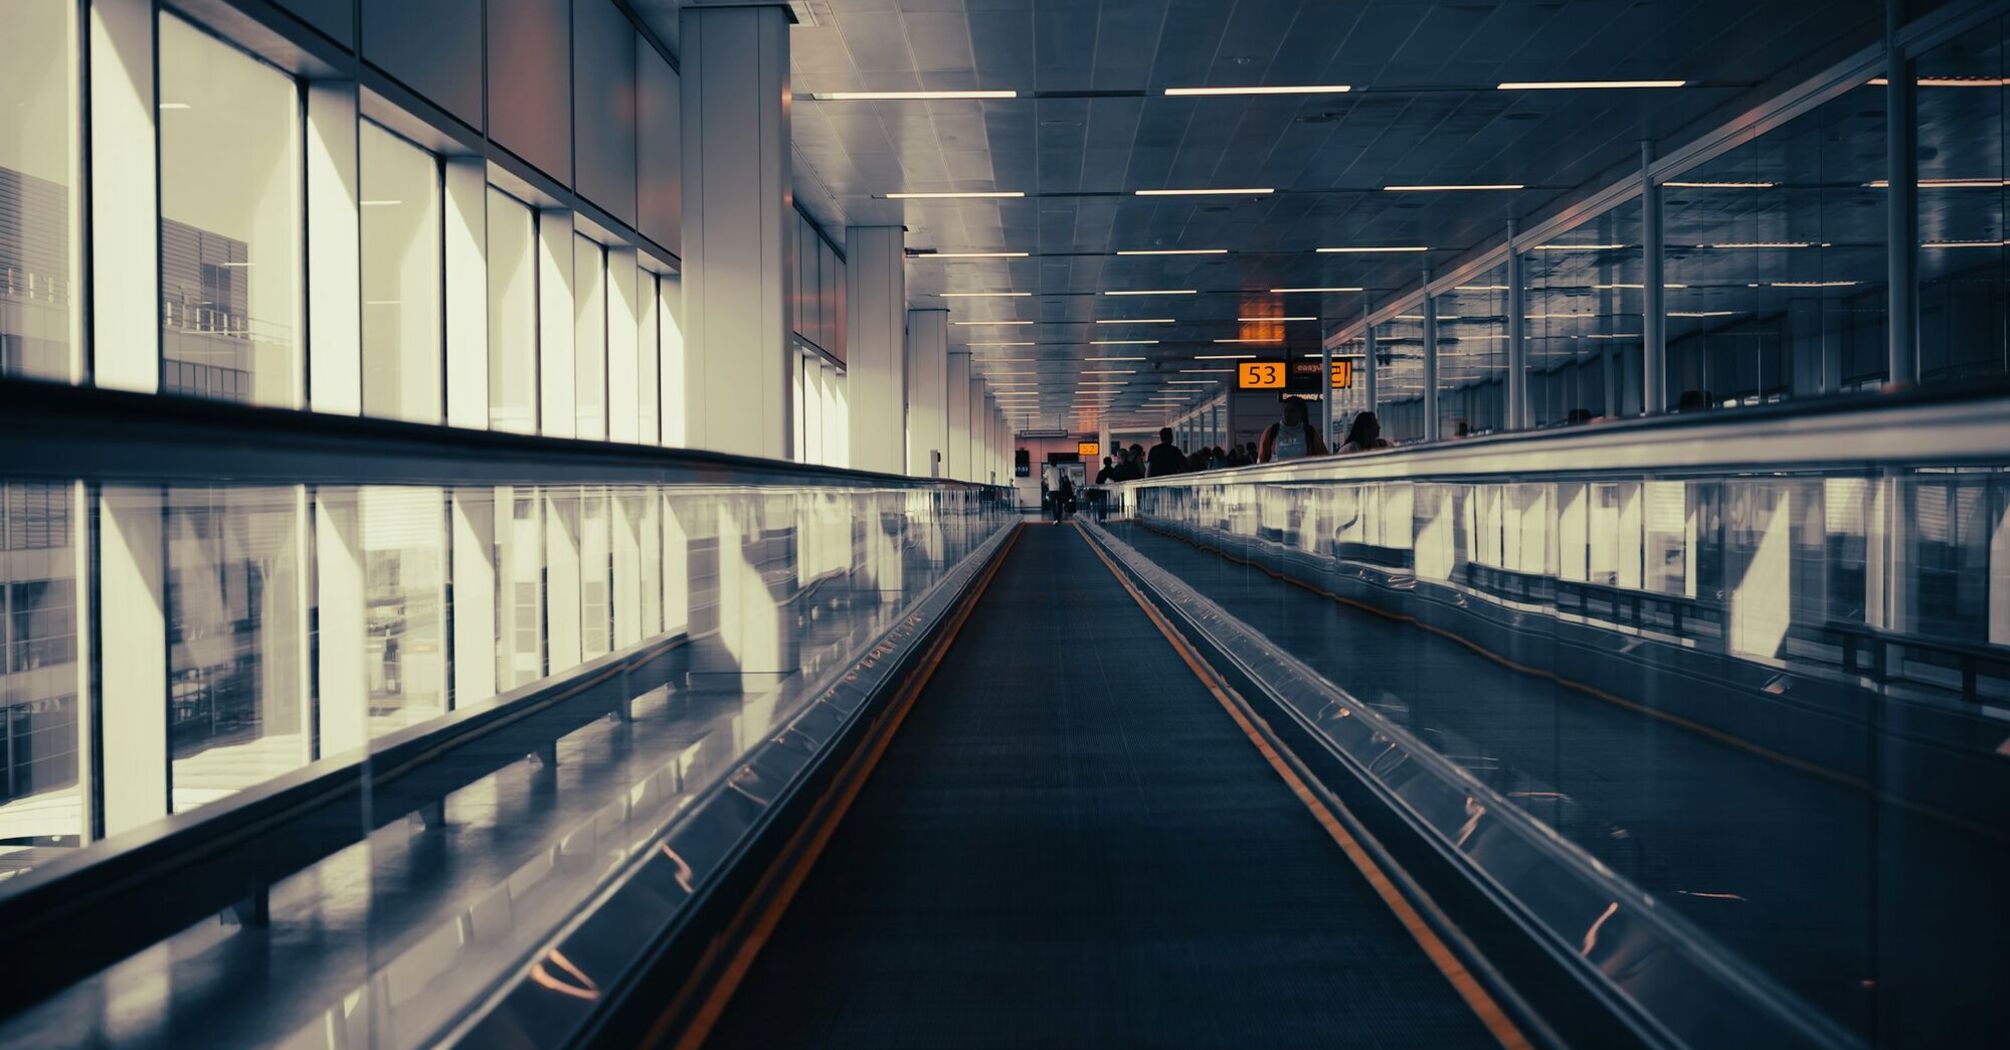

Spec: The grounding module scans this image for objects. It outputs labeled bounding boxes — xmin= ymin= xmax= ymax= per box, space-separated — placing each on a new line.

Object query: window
xmin=360 ymin=487 xmax=446 ymax=733
xmin=0 ymin=0 xmax=80 ymax=382
xmin=360 ymin=124 xmax=443 ymax=423
xmin=574 ymin=235 xmax=607 ymax=440
xmin=1916 ymin=19 xmax=2010 ymax=386
xmin=0 ymin=482 xmax=80 ymax=841
xmin=487 ymin=189 xmax=537 ymax=432
xmin=158 ymin=15 xmax=301 ymax=408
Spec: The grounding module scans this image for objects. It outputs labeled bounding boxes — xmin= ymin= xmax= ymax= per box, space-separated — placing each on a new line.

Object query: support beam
xmin=1886 ymin=0 xmax=1919 ymax=388
xmin=1362 ymin=294 xmax=1379 ymax=418
xmin=680 ymin=3 xmax=792 ymax=458
xmin=1642 ymin=141 xmax=1668 ymax=416
xmin=845 ymin=227 xmax=907 ymax=473
xmin=1421 ymin=281 xmax=1440 ymax=442
xmin=907 ymin=309 xmax=948 ymax=477
xmin=1505 ymin=221 xmax=1529 ymax=432
xmin=946 ymin=352 xmax=972 ymax=482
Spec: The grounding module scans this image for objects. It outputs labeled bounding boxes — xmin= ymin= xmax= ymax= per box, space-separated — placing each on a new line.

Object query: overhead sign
xmin=1077 ymin=441 xmax=1100 ymax=457
xmin=1331 ymin=359 xmax=1354 ymax=389
xmin=1237 ymin=361 xmax=1286 ymax=389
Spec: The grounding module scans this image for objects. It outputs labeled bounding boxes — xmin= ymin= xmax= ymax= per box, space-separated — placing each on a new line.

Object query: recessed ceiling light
xmin=883 ymin=191 xmax=1024 ymax=200
xmin=967 ymin=342 xmax=1034 ymax=347
xmin=361 ymin=199 xmax=404 ymax=207
xmin=1664 ymin=180 xmax=1777 ymax=189
xmin=1090 ymin=339 xmax=1159 ymax=345
xmin=951 ymin=320 xmax=1034 ymax=326
xmin=1270 ymin=286 xmax=1363 ymax=293
xmin=1116 ymin=248 xmax=1229 ymax=256
xmin=816 ymin=90 xmax=1019 ymax=101
xmin=919 ymin=251 xmax=1030 ymax=259
xmin=1193 ymin=354 xmax=1257 ymax=360
xmin=1770 ymin=280 xmax=1860 ymax=288
xmin=1317 ymin=246 xmax=1428 ymax=253
xmin=1870 ymin=76 xmax=2010 ymax=87
xmin=1104 ymin=289 xmax=1197 ymax=296
xmin=1456 ymin=285 xmax=1511 ymax=291
xmin=1213 ymin=338 xmax=1283 ymax=344
xmin=1168 ymin=379 xmax=1222 ymax=384
xmin=1592 ymin=283 xmax=1687 ymax=290
xmin=1533 ymin=243 xmax=1628 ymax=250
xmin=1090 ymin=356 xmax=1148 ymax=361
xmin=1238 ymin=316 xmax=1317 ymax=322
xmin=1497 ymin=80 xmax=1687 ymax=90
xmin=1670 ymin=310 xmax=1739 ymax=317
xmin=1866 ymin=177 xmax=2010 ymax=188
xmin=941 ymin=292 xmax=1032 ymax=298
xmin=1082 ymin=369 xmax=1135 ymax=375
xmin=1164 ymin=84 xmax=1351 ymax=96
xmin=1923 ymin=239 xmax=2010 ymax=248
xmin=1179 ymin=369 xmax=1237 ymax=373
xmin=1095 ymin=318 xmax=1175 ymax=324
xmin=1384 ymin=184 xmax=1524 ymax=192
xmin=1136 ymin=187 xmax=1275 ymax=196
xmin=1701 ymin=242 xmax=1812 ymax=249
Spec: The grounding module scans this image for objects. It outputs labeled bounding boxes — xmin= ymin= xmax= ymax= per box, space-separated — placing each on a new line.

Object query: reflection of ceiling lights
xmin=1165 ymin=84 xmax=1351 ymax=96
xmin=1136 ymin=187 xmax=1274 ymax=196
xmin=817 ymin=90 xmax=1017 ymax=100
xmin=1498 ymin=80 xmax=1686 ymax=90
xmin=884 ymin=191 xmax=1024 ymax=199
xmin=1384 ymin=184 xmax=1523 ymax=192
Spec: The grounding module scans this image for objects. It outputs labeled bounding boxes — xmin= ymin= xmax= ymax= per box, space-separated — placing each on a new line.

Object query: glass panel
xmin=1662 ymin=86 xmax=1888 ymax=409
xmin=1915 ymin=18 xmax=2010 ymax=386
xmin=1524 ymin=199 xmax=1644 ymax=424
xmin=360 ymin=123 xmax=443 ymax=424
xmin=1371 ymin=314 xmax=1426 ymax=443
xmin=166 ymin=486 xmax=304 ymax=811
xmin=487 ymin=189 xmax=537 ymax=433
xmin=573 ymin=234 xmax=607 ymax=440
xmin=0 ymin=483 xmax=81 ymax=849
xmin=494 ymin=485 xmax=544 ymax=689
xmin=1433 ymin=262 xmax=1510 ymax=437
xmin=579 ymin=488 xmax=612 ymax=660
xmin=0 ymin=0 xmax=79 ymax=382
xmin=158 ymin=14 xmax=301 ymax=408
xmin=361 ymin=487 xmax=446 ymax=733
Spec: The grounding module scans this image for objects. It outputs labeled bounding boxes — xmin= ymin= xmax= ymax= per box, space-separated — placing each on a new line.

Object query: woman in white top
xmin=1258 ymin=397 xmax=1329 ymax=462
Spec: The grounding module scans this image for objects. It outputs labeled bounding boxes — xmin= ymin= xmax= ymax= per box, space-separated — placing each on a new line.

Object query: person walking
xmin=1051 ymin=468 xmax=1075 ymax=524
xmin=1337 ymin=411 xmax=1393 ymax=453
xmin=1257 ymin=396 xmax=1329 ymax=463
xmin=1147 ymin=428 xmax=1186 ymax=477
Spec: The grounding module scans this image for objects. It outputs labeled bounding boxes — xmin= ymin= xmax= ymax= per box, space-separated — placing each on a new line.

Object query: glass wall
xmin=1661 ymin=85 xmax=1888 ymax=409
xmin=488 ymin=189 xmax=538 ymax=433
xmin=0 ymin=483 xmax=80 ymax=847
xmin=360 ymin=124 xmax=443 ymax=424
xmin=574 ymin=234 xmax=607 ymax=440
xmin=1524 ymin=201 xmax=1646 ymax=425
xmin=1916 ymin=17 xmax=2010 ymax=386
xmin=0 ymin=0 xmax=79 ymax=383
xmin=1372 ymin=315 xmax=1427 ymax=443
xmin=1432 ymin=263 xmax=1510 ymax=437
xmin=158 ymin=15 xmax=301 ymax=408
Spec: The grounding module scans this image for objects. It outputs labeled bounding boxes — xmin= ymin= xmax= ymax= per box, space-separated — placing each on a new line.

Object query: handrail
xmin=0 ymin=378 xmax=1000 ymax=491
xmin=1119 ymin=381 xmax=2010 ymax=485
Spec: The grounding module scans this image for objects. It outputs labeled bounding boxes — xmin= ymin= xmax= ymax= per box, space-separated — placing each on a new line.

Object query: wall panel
xmin=637 ymin=41 xmax=682 ymax=254
xmin=362 ymin=0 xmax=482 ymax=129
xmin=574 ymin=0 xmax=638 ymax=226
xmin=487 ymin=0 xmax=572 ymax=183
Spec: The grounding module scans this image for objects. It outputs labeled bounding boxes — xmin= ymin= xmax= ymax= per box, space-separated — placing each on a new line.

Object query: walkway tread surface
xmin=706 ymin=524 xmax=1492 ymax=1049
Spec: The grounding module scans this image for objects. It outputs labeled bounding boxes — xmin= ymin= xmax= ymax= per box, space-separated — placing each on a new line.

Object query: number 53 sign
xmin=1236 ymin=361 xmax=1285 ymax=389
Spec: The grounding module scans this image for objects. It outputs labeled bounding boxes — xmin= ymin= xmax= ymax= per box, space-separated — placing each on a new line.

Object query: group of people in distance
xmin=1090 ymin=397 xmax=1393 ymax=487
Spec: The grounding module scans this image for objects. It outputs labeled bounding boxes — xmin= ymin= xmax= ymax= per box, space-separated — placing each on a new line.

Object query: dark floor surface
xmin=707 ymin=524 xmax=1495 ymax=1050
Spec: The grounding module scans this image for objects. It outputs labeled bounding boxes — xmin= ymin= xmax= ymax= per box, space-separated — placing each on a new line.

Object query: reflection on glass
xmin=1662 ymin=85 xmax=1887 ymax=409
xmin=488 ymin=189 xmax=537 ymax=433
xmin=1916 ymin=20 xmax=2010 ymax=385
xmin=1432 ymin=263 xmax=1509 ymax=437
xmin=580 ymin=488 xmax=612 ymax=660
xmin=360 ymin=124 xmax=443 ymax=424
xmin=0 ymin=0 xmax=78 ymax=382
xmin=574 ymin=235 xmax=607 ymax=441
xmin=362 ymin=487 xmax=446 ymax=733
xmin=0 ymin=483 xmax=80 ymax=849
xmin=158 ymin=14 xmax=301 ymax=408
xmin=1524 ymin=200 xmax=1644 ymax=424
xmin=495 ymin=486 xmax=544 ymax=690
xmin=166 ymin=486 xmax=304 ymax=811
xmin=1371 ymin=316 xmax=1426 ymax=443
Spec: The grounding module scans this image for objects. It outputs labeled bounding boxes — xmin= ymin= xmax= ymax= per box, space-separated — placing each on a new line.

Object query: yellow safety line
xmin=1072 ymin=523 xmax=1534 ymax=1050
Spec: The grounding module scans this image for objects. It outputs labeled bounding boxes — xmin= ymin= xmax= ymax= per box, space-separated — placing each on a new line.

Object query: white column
xmin=306 ymin=82 xmax=361 ymax=415
xmin=907 ymin=308 xmax=948 ymax=477
xmin=315 ymin=491 xmax=369 ymax=757
xmin=946 ymin=352 xmax=972 ymax=481
xmin=444 ymin=157 xmax=489 ymax=428
xmin=846 ymin=226 xmax=907 ymax=473
xmin=608 ymin=248 xmax=642 ymax=444
xmin=546 ymin=493 xmax=583 ymax=670
xmin=967 ymin=377 xmax=985 ymax=482
xmin=681 ymin=3 xmax=792 ymax=459
xmin=538 ymin=210 xmax=576 ymax=438
xmin=98 ymin=486 xmax=168 ymax=835
xmin=89 ymin=0 xmax=159 ymax=393
xmin=638 ymin=270 xmax=661 ymax=445
xmin=451 ymin=492 xmax=497 ymax=709
xmin=659 ymin=274 xmax=686 ymax=446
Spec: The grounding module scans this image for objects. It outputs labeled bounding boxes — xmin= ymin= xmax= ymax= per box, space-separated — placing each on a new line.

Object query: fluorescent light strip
xmin=1593 ymin=282 xmax=1687 ymax=289
xmin=1213 ymin=338 xmax=1282 ymax=344
xmin=1870 ymin=76 xmax=2010 ymax=87
xmin=1095 ymin=318 xmax=1175 ymax=324
xmin=1868 ymin=178 xmax=2010 ymax=188
xmin=1165 ymin=84 xmax=1351 ymax=96
xmin=1090 ymin=340 xmax=1159 ymax=345
xmin=1533 ymin=243 xmax=1627 ymax=250
xmin=1179 ymin=369 xmax=1237 ymax=374
xmin=951 ymin=320 xmax=1033 ymax=326
xmin=816 ymin=90 xmax=1018 ymax=101
xmin=1117 ymin=248 xmax=1229 ymax=256
xmin=1771 ymin=280 xmax=1860 ymax=288
xmin=1193 ymin=353 xmax=1257 ymax=360
xmin=1238 ymin=315 xmax=1316 ymax=322
xmin=1924 ymin=239 xmax=2010 ymax=248
xmin=1670 ymin=310 xmax=1738 ymax=317
xmin=940 ymin=291 xmax=1031 ymax=298
xmin=1384 ymin=184 xmax=1524 ymax=192
xmin=1455 ymin=285 xmax=1510 ymax=291
xmin=1270 ymin=286 xmax=1363 ymax=293
xmin=967 ymin=342 xmax=1034 ymax=347
xmin=1136 ymin=187 xmax=1275 ymax=196
xmin=1090 ymin=356 xmax=1148 ymax=361
xmin=919 ymin=251 xmax=1030 ymax=259
xmin=1702 ymin=242 xmax=1812 ymax=249
xmin=1318 ymin=246 xmax=1428 ymax=253
xmin=1167 ymin=380 xmax=1222 ymax=385
xmin=1104 ymin=289 xmax=1197 ymax=296
xmin=1664 ymin=180 xmax=1777 ymax=189
xmin=1081 ymin=370 xmax=1136 ymax=375
xmin=884 ymin=191 xmax=1024 ymax=199
xmin=1498 ymin=80 xmax=1687 ymax=90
